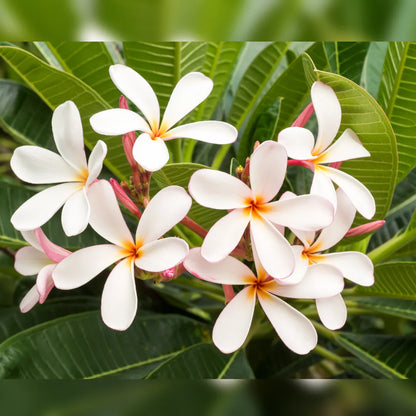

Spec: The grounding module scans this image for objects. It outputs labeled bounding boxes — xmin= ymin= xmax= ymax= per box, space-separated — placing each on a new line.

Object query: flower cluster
xmin=10 ymin=66 xmax=377 ymax=355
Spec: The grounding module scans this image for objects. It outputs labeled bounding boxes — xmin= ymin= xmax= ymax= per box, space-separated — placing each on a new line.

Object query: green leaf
xmin=334 ymin=333 xmax=416 ymax=379
xmin=0 ymin=45 xmax=129 ymax=180
xmin=361 ymin=42 xmax=388 ymax=98
xmin=378 ymin=42 xmax=416 ymax=182
xmin=354 ymin=262 xmax=416 ymax=299
xmin=0 ymin=312 xmax=211 ymax=379
xmin=355 ymin=297 xmax=416 ymax=320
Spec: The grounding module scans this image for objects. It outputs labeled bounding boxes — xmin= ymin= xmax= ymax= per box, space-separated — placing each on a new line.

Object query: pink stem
xmin=223 ymin=284 xmax=235 ymax=303
xmin=181 ymin=216 xmax=208 ymax=238
xmin=110 ymin=178 xmax=142 ymax=218
xmin=287 ymin=159 xmax=315 ymax=171
xmin=34 ymin=228 xmax=70 ymax=263
xmin=345 ymin=220 xmax=385 ymax=238
xmin=291 ymin=103 xmax=314 ymax=127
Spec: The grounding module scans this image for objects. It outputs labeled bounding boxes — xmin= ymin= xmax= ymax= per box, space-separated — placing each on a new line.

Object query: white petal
xmin=318 ymin=128 xmax=370 ymax=163
xmin=189 ymin=169 xmax=252 ymax=210
xmin=109 ymin=64 xmax=160 ymax=128
xmin=278 ymin=127 xmax=316 ymax=160
xmin=61 ymin=188 xmax=90 ymax=236
xmin=19 ymin=285 xmax=39 ymax=313
xmin=316 ymin=294 xmax=347 ymax=330
xmin=166 ymin=120 xmax=237 ymax=144
xmin=317 ymin=252 xmax=374 ymax=286
xmin=161 ymin=72 xmax=213 ymax=130
xmin=201 ymin=209 xmax=250 ymax=262
xmin=14 ymin=246 xmax=53 ymax=276
xmin=321 ymin=165 xmax=376 ymax=219
xmin=313 ymin=188 xmax=356 ymax=251
xmin=11 ymin=146 xmax=79 ymax=184
xmin=53 ymin=244 xmax=125 ymax=290
xmin=52 ymin=101 xmax=88 ymax=170
xmin=311 ymin=166 xmax=337 ymax=210
xmin=11 ymin=183 xmax=79 ymax=231
xmin=101 ymin=258 xmax=137 ymax=331
xmin=250 ymin=215 xmax=294 ymax=279
xmin=212 ymin=286 xmax=256 ymax=354
xmin=87 ymin=180 xmax=134 ymax=246
xmin=21 ymin=230 xmax=42 ymax=251
xmin=184 ymin=248 xmax=255 ymax=285
xmin=311 ymin=81 xmax=341 ymax=154
xmin=90 ymin=109 xmax=151 ymax=135
xmin=136 ymin=185 xmax=191 ymax=244
xmin=250 ymin=141 xmax=287 ymax=203
xmin=264 ymin=194 xmax=334 ymax=231
xmin=86 ymin=140 xmax=107 ymax=185
xmin=132 ymin=133 xmax=169 ymax=172
xmin=269 ymin=264 xmax=344 ymax=299
xmin=135 ymin=237 xmax=189 ymax=272
xmin=257 ymin=291 xmax=317 ymax=355
xmin=36 ymin=264 xmax=55 ymax=303
xmin=277 ymin=245 xmax=309 ymax=285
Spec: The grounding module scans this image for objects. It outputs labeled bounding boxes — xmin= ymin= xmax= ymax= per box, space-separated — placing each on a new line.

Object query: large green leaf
xmin=354 ymin=262 xmax=416 ymax=299
xmin=361 ymin=42 xmax=388 ymax=98
xmin=0 ymin=312 xmax=211 ymax=379
xmin=355 ymin=297 xmax=416 ymax=320
xmin=378 ymin=42 xmax=416 ymax=182
xmin=0 ymin=45 xmax=128 ymax=180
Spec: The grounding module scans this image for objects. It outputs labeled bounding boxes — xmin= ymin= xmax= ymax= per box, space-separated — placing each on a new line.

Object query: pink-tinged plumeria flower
xmin=53 ymin=180 xmax=191 ymax=331
xmin=89 ymin=64 xmax=238 ymax=172
xmin=286 ymin=188 xmax=374 ymax=330
xmin=278 ymin=81 xmax=375 ymax=219
xmin=10 ymin=101 xmax=107 ymax=236
xmin=15 ymin=228 xmax=70 ymax=313
xmin=188 ymin=141 xmax=334 ymax=279
xmin=184 ymin=247 xmax=344 ymax=355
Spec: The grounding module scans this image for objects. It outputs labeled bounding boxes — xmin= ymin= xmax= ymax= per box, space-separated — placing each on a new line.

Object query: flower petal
xmin=321 ymin=165 xmax=376 ymax=219
xmin=136 ymin=185 xmax=191 ymax=244
xmin=14 ymin=246 xmax=53 ymax=276
xmin=19 ymin=285 xmax=39 ymax=313
xmin=277 ymin=127 xmax=316 ymax=160
xmin=61 ymin=188 xmax=90 ymax=236
xmin=53 ymin=244 xmax=125 ymax=290
xmin=318 ymin=128 xmax=370 ymax=164
xmin=250 ymin=215 xmax=294 ymax=279
xmin=264 ymin=194 xmax=334 ymax=231
xmin=269 ymin=263 xmax=344 ymax=299
xmin=184 ymin=247 xmax=255 ymax=285
xmin=311 ymin=166 xmax=337 ymax=210
xmin=166 ymin=120 xmax=237 ymax=144
xmin=277 ymin=245 xmax=309 ymax=285
xmin=109 ymin=64 xmax=160 ymax=128
xmin=11 ymin=182 xmax=79 ymax=231
xmin=11 ymin=146 xmax=79 ymax=184
xmin=250 ymin=141 xmax=287 ymax=203
xmin=311 ymin=81 xmax=341 ymax=154
xmin=36 ymin=264 xmax=55 ymax=303
xmin=161 ymin=72 xmax=213 ymax=130
xmin=34 ymin=228 xmax=71 ymax=263
xmin=132 ymin=133 xmax=169 ymax=172
xmin=21 ymin=230 xmax=42 ymax=251
xmin=317 ymin=252 xmax=374 ymax=286
xmin=189 ymin=169 xmax=252 ymax=210
xmin=316 ymin=294 xmax=347 ymax=330
xmin=212 ymin=286 xmax=256 ymax=354
xmin=135 ymin=237 xmax=189 ymax=272
xmin=86 ymin=140 xmax=107 ymax=185
xmin=201 ymin=209 xmax=250 ymax=262
xmin=90 ymin=109 xmax=151 ymax=135
xmin=52 ymin=101 xmax=88 ymax=170
xmin=257 ymin=290 xmax=317 ymax=355
xmin=87 ymin=180 xmax=134 ymax=246
xmin=101 ymin=258 xmax=137 ymax=331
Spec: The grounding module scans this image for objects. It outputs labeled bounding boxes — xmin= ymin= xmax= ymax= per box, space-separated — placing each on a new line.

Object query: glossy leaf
xmin=361 ymin=42 xmax=388 ymax=98
xmin=355 ymin=297 xmax=416 ymax=320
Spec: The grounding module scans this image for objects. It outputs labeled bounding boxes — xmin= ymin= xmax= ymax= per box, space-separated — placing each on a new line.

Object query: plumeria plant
xmin=0 ymin=41 xmax=414 ymax=380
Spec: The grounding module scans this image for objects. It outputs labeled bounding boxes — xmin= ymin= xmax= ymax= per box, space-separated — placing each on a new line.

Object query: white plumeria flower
xmin=10 ymin=101 xmax=107 ymax=236
xmin=188 ymin=140 xmax=334 ymax=279
xmin=15 ymin=228 xmax=70 ymax=313
xmin=286 ymin=188 xmax=374 ymax=330
xmin=89 ymin=64 xmax=238 ymax=172
xmin=53 ymin=180 xmax=191 ymax=331
xmin=184 ymin=246 xmax=344 ymax=355
xmin=278 ymin=81 xmax=375 ymax=219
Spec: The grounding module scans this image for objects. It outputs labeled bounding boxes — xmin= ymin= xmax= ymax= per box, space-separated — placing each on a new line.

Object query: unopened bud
xmin=253 ymin=141 xmax=260 ymax=150
xmin=345 ymin=220 xmax=385 ymax=238
xmin=329 ymin=161 xmax=343 ymax=169
xmin=291 ymin=103 xmax=314 ymax=127
xmin=119 ymin=95 xmax=129 ymax=110
xmin=110 ymin=178 xmax=141 ymax=218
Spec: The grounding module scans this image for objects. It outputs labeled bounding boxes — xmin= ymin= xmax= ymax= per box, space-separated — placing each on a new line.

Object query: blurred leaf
xmin=355 ymin=297 xmax=416 ymax=320
xmin=378 ymin=42 xmax=416 ymax=182
xmin=361 ymin=42 xmax=388 ymax=98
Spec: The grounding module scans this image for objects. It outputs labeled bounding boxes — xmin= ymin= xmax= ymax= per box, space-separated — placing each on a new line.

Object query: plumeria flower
xmin=15 ymin=228 xmax=70 ymax=313
xmin=10 ymin=101 xmax=107 ymax=236
xmin=184 ymin=246 xmax=344 ymax=355
xmin=188 ymin=140 xmax=334 ymax=279
xmin=278 ymin=81 xmax=375 ymax=219
xmin=53 ymin=180 xmax=191 ymax=331
xmin=89 ymin=64 xmax=238 ymax=171
xmin=287 ymin=188 xmax=374 ymax=330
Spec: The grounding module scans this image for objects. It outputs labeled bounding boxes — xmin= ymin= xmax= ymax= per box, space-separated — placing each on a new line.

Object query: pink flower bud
xmin=329 ymin=161 xmax=343 ymax=169
xmin=123 ymin=132 xmax=137 ymax=169
xmin=161 ymin=267 xmax=176 ymax=281
xmin=291 ymin=103 xmax=314 ymax=128
xmin=119 ymin=95 xmax=129 ymax=110
xmin=109 ymin=179 xmax=141 ymax=218
xmin=345 ymin=220 xmax=385 ymax=237
xmin=223 ymin=284 xmax=235 ymax=303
